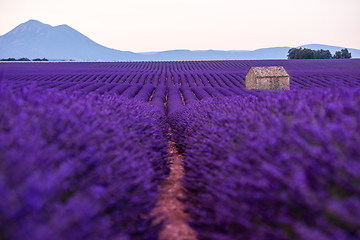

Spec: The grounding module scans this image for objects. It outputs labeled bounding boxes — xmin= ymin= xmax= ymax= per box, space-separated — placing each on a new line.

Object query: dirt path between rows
xmin=153 ymin=141 xmax=197 ymax=240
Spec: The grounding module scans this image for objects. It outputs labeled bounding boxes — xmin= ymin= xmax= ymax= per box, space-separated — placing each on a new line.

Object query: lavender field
xmin=1 ymin=59 xmax=360 ymax=240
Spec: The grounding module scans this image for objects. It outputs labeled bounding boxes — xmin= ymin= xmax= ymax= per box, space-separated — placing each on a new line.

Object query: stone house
xmin=246 ymin=66 xmax=290 ymax=90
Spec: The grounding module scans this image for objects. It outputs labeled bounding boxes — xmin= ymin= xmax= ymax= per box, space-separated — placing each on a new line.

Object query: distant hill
xmin=139 ymin=45 xmax=360 ymax=60
xmin=1 ymin=20 xmax=359 ymax=61
xmin=137 ymin=47 xmax=291 ymax=60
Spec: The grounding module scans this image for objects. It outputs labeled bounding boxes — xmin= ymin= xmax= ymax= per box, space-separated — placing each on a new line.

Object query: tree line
xmin=0 ymin=58 xmax=48 ymax=61
xmin=288 ymin=48 xmax=352 ymax=59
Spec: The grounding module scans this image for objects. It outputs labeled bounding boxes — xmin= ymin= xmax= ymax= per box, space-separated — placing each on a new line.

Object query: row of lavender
xmin=3 ymin=81 xmax=263 ymax=114
xmin=4 ymin=71 xmax=358 ymax=90
xmin=0 ymin=85 xmax=169 ymax=240
xmin=2 ymin=59 xmax=360 ymax=90
xmin=169 ymin=88 xmax=360 ymax=240
xmin=2 ymin=59 xmax=359 ymax=71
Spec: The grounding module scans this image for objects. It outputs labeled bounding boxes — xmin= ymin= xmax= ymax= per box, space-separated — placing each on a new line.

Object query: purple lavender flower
xmin=0 ymin=85 xmax=169 ymax=240
xmin=170 ymin=87 xmax=360 ymax=240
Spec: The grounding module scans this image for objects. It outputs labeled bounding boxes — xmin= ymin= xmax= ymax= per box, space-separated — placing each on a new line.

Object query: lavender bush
xmin=0 ymin=85 xmax=169 ymax=240
xmin=170 ymin=87 xmax=360 ymax=240
xmin=0 ymin=69 xmax=4 ymax=81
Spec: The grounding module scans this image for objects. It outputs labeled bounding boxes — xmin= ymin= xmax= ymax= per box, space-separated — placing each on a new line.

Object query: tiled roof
xmin=249 ymin=66 xmax=289 ymax=78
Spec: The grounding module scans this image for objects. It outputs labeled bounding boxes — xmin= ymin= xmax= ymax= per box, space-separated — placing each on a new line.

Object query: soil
xmin=153 ymin=141 xmax=198 ymax=240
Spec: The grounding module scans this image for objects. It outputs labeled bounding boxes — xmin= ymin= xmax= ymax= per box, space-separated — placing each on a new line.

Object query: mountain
xmin=0 ymin=20 xmax=138 ymax=60
xmin=1 ymin=20 xmax=359 ymax=60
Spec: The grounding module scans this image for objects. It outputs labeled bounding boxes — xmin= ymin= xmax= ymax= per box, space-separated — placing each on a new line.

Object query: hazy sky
xmin=1 ymin=0 xmax=359 ymax=52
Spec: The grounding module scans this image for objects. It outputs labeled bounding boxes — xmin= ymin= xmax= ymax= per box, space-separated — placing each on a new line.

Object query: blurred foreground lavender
xmin=170 ymin=88 xmax=360 ymax=240
xmin=0 ymin=85 xmax=169 ymax=240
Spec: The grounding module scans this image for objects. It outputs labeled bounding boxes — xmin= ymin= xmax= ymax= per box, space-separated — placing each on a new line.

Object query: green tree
xmin=315 ymin=49 xmax=332 ymax=59
xmin=287 ymin=48 xmax=299 ymax=59
xmin=33 ymin=58 xmax=49 ymax=61
xmin=17 ymin=57 xmax=31 ymax=61
xmin=333 ymin=48 xmax=352 ymax=59
xmin=1 ymin=58 xmax=16 ymax=61
xmin=302 ymin=48 xmax=315 ymax=59
xmin=289 ymin=47 xmax=351 ymax=59
xmin=341 ymin=48 xmax=352 ymax=58
xmin=333 ymin=51 xmax=342 ymax=59
xmin=288 ymin=48 xmax=315 ymax=59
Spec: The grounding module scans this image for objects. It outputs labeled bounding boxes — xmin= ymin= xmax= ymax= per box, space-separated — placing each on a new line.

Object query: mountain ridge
xmin=1 ymin=20 xmax=359 ymax=61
